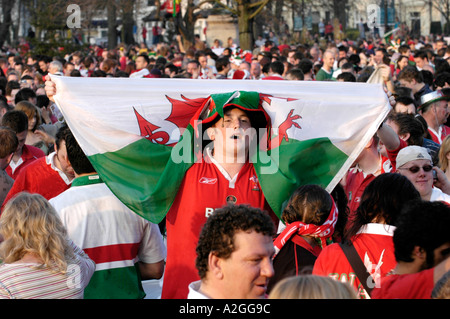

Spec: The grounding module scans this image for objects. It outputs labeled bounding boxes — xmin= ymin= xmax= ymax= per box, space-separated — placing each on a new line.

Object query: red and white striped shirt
xmin=0 ymin=241 xmax=95 ymax=299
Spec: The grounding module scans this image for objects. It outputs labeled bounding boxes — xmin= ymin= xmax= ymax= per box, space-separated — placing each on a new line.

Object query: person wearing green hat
xmin=161 ymin=91 xmax=279 ymax=299
xmin=418 ymin=90 xmax=450 ymax=144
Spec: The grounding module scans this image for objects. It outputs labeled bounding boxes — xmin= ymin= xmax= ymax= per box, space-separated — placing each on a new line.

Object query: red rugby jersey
xmin=162 ymin=158 xmax=277 ymax=299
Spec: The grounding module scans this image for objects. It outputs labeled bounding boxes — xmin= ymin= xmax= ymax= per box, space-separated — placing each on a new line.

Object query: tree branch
xmin=248 ymin=0 xmax=269 ymax=20
xmin=211 ymin=0 xmax=238 ymax=15
xmin=249 ymin=0 xmax=268 ymax=9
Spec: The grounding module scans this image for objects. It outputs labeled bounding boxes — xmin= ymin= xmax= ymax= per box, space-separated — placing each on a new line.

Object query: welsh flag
xmin=50 ymin=76 xmax=390 ymax=223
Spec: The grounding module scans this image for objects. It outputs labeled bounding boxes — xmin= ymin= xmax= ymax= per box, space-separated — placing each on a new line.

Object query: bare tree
xmin=0 ymin=0 xmax=15 ymax=48
xmin=430 ymin=0 xmax=450 ymax=34
xmin=214 ymin=0 xmax=269 ymax=50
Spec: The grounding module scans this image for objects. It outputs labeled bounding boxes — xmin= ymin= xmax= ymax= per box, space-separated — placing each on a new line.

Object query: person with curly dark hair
xmin=313 ymin=173 xmax=421 ymax=299
xmin=372 ymin=200 xmax=450 ymax=299
xmin=188 ymin=204 xmax=275 ymax=299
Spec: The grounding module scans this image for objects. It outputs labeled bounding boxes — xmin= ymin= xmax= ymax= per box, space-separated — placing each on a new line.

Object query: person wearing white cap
xmin=396 ymin=145 xmax=450 ymax=203
xmin=418 ymin=90 xmax=450 ymax=144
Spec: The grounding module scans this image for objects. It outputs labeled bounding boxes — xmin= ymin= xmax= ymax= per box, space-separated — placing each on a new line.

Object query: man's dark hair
xmin=0 ymin=126 xmax=18 ymax=158
xmin=1 ymin=110 xmax=28 ymax=133
xmin=297 ymin=58 xmax=313 ymax=74
xmin=293 ymin=51 xmax=304 ymax=62
xmin=338 ymin=45 xmax=348 ymax=54
xmin=195 ymin=204 xmax=275 ymax=279
xmin=38 ymin=55 xmax=52 ymax=64
xmin=70 ymin=69 xmax=81 ymax=77
xmin=286 ymin=68 xmax=304 ymax=80
xmin=394 ymin=86 xmax=413 ymax=99
xmin=215 ymin=57 xmax=230 ymax=72
xmin=341 ymin=62 xmax=354 ymax=71
xmin=0 ymin=96 xmax=12 ymax=113
xmin=164 ymin=63 xmax=179 ymax=75
xmin=337 ymin=72 xmax=356 ymax=82
xmin=348 ymin=54 xmax=361 ymax=66
xmin=398 ymin=65 xmax=423 ymax=83
xmin=398 ymin=45 xmax=410 ymax=55
xmin=187 ymin=59 xmax=200 ymax=68
xmin=344 ymin=173 xmax=421 ymax=242
xmin=386 ymin=111 xmax=424 ymax=146
xmin=65 ymin=131 xmax=95 ymax=175
xmin=434 ymin=72 xmax=450 ymax=89
xmin=394 ymin=200 xmax=450 ymax=267
xmin=420 ymin=70 xmax=433 ymax=87
xmin=5 ymin=81 xmax=20 ymax=96
xmin=14 ymin=87 xmax=36 ymax=104
xmin=91 ymin=70 xmax=107 ymax=77
xmin=414 ymin=50 xmax=429 ymax=61
xmin=137 ymin=53 xmax=150 ymax=65
xmin=269 ymin=61 xmax=284 ymax=75
xmin=36 ymin=95 xmax=50 ymax=109
xmin=55 ymin=124 xmax=72 ymax=150
xmin=395 ymin=95 xmax=415 ymax=108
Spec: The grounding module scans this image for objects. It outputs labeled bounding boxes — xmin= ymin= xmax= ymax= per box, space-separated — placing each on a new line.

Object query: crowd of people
xmin=0 ymin=27 xmax=449 ymax=300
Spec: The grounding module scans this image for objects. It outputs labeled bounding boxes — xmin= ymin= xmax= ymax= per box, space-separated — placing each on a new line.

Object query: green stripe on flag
xmin=88 ymin=127 xmax=194 ymax=224
xmin=254 ymin=137 xmax=348 ymax=220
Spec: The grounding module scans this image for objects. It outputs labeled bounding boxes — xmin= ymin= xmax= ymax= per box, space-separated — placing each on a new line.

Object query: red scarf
xmin=273 ymin=196 xmax=339 ymax=256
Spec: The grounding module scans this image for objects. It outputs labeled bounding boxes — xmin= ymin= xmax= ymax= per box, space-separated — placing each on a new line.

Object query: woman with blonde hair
xmin=439 ymin=135 xmax=450 ymax=181
xmin=0 ymin=192 xmax=95 ymax=299
xmin=268 ymin=275 xmax=357 ymax=299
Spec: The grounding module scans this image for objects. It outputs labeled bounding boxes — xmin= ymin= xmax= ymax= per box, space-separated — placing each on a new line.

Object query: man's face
xmin=219 ymin=230 xmax=275 ymax=299
xmin=64 ymin=64 xmax=75 ymax=76
xmin=135 ymin=56 xmax=148 ymax=70
xmin=397 ymin=159 xmax=434 ymax=199
xmin=395 ymin=102 xmax=416 ymax=114
xmin=55 ymin=140 xmax=75 ymax=180
xmin=198 ymin=56 xmax=208 ymax=69
xmin=251 ymin=62 xmax=261 ymax=77
xmin=436 ymin=41 xmax=446 ymax=52
xmin=15 ymin=130 xmax=27 ymax=155
xmin=414 ymin=57 xmax=426 ymax=69
xmin=432 ymin=100 xmax=449 ymax=125
xmin=310 ymin=48 xmax=319 ymax=61
xmin=9 ymin=88 xmax=19 ymax=102
xmin=72 ymin=56 xmax=81 ymax=66
xmin=39 ymin=61 xmax=48 ymax=72
xmin=186 ymin=62 xmax=199 ymax=75
xmin=323 ymin=52 xmax=335 ymax=69
xmin=209 ymin=107 xmax=254 ymax=162
xmin=374 ymin=51 xmax=384 ymax=65
xmin=288 ymin=51 xmax=296 ymax=65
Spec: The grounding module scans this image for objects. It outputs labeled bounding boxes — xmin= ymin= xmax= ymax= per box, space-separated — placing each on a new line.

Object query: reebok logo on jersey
xmin=249 ymin=175 xmax=260 ymax=191
xmin=199 ymin=177 xmax=217 ymax=184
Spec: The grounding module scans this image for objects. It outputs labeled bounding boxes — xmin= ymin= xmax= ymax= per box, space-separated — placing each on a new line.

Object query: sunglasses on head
xmin=399 ymin=164 xmax=433 ymax=173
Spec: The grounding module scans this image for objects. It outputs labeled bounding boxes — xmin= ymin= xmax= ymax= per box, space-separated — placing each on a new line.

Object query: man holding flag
xmin=45 ymin=76 xmax=391 ymax=299
xmin=162 ymin=92 xmax=279 ymax=298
